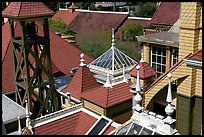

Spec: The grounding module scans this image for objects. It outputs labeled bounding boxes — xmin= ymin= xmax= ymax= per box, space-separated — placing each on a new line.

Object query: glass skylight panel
xmin=116 ymin=122 xmax=132 ymax=135
xmin=127 ymin=123 xmax=142 ymax=135
xmin=87 ymin=117 xmax=109 ymax=135
xmin=154 ymin=132 xmax=162 ymax=135
xmin=139 ymin=127 xmax=153 ymax=135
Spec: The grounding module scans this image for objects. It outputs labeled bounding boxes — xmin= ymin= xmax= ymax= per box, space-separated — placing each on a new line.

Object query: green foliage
xmin=119 ymin=24 xmax=143 ymax=41
xmin=43 ymin=2 xmax=63 ymax=12
xmin=48 ymin=19 xmax=73 ymax=35
xmin=2 ymin=2 xmax=6 ymax=10
xmin=134 ymin=2 xmax=157 ymax=18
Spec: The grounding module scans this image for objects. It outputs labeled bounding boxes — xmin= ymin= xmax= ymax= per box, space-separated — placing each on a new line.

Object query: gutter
xmin=183 ymin=58 xmax=202 ymax=68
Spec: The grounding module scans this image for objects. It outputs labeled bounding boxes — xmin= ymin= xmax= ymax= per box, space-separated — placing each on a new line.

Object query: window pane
xmin=157 ymin=48 xmax=161 ymax=55
xmin=127 ymin=123 xmax=142 ymax=135
xmin=162 ymin=66 xmax=166 ymax=73
xmin=152 ymin=63 xmax=156 ymax=70
xmin=152 ymin=55 xmax=156 ymax=62
xmin=140 ymin=127 xmax=153 ymax=135
xmin=162 ymin=48 xmax=166 ymax=56
xmin=88 ymin=118 xmax=109 ymax=135
xmin=152 ymin=47 xmax=156 ymax=54
xmin=157 ymin=56 xmax=161 ymax=63
xmin=162 ymin=57 xmax=166 ymax=64
xmin=157 ymin=73 xmax=161 ymax=77
xmin=157 ymin=65 xmax=161 ymax=72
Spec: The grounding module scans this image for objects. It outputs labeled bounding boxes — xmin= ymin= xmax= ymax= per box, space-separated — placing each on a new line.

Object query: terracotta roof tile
xmin=150 ymin=2 xmax=181 ymax=26
xmin=103 ymin=125 xmax=115 ymax=135
xmin=52 ymin=10 xmax=80 ymax=25
xmin=2 ymin=2 xmax=54 ymax=18
xmin=81 ymin=82 xmax=132 ymax=108
xmin=34 ymin=111 xmax=97 ymax=135
xmin=69 ymin=12 xmax=128 ymax=33
xmin=62 ymin=65 xmax=100 ymax=100
xmin=188 ymin=50 xmax=202 ymax=61
xmin=129 ymin=62 xmax=156 ymax=79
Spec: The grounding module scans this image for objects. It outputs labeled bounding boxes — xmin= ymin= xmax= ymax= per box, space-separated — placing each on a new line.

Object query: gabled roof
xmin=150 ymin=2 xmax=181 ymax=26
xmin=2 ymin=21 xmax=93 ymax=94
xmin=53 ymin=10 xmax=128 ymax=33
xmin=2 ymin=2 xmax=55 ymax=19
xmin=89 ymin=45 xmax=137 ymax=76
xmin=61 ymin=65 xmax=100 ymax=100
xmin=52 ymin=10 xmax=80 ymax=25
xmin=129 ymin=62 xmax=156 ymax=79
xmin=81 ymin=82 xmax=132 ymax=108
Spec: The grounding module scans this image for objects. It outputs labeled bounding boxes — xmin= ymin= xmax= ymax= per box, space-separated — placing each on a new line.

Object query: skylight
xmin=86 ymin=116 xmax=112 ymax=135
xmin=115 ymin=121 xmax=162 ymax=135
xmin=89 ymin=46 xmax=136 ymax=76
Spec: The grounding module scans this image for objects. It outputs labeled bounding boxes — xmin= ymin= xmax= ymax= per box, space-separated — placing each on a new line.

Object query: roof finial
xmin=80 ymin=53 xmax=86 ymax=66
xmin=136 ymin=65 xmax=141 ymax=92
xmin=111 ymin=28 xmax=115 ymax=47
xmin=140 ymin=46 xmax=144 ymax=62
xmin=17 ymin=116 xmax=22 ymax=135
xmin=133 ymin=65 xmax=142 ymax=111
xmin=164 ymin=73 xmax=174 ymax=122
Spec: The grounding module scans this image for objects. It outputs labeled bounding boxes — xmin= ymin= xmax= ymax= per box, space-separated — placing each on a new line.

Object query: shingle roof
xmin=34 ymin=111 xmax=97 ymax=135
xmin=150 ymin=2 xmax=181 ymax=26
xmin=61 ymin=65 xmax=100 ymax=100
xmin=81 ymin=82 xmax=132 ymax=108
xmin=188 ymin=50 xmax=202 ymax=61
xmin=2 ymin=2 xmax=55 ymax=18
xmin=129 ymin=62 xmax=156 ymax=79
xmin=53 ymin=10 xmax=128 ymax=33
xmin=52 ymin=10 xmax=80 ymax=25
xmin=2 ymin=21 xmax=93 ymax=94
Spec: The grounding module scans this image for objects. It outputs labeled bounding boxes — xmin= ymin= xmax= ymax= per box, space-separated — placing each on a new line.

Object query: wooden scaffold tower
xmin=2 ymin=2 xmax=59 ymax=118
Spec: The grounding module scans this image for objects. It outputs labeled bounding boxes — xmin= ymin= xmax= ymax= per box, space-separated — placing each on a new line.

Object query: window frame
xmin=150 ymin=45 xmax=166 ymax=77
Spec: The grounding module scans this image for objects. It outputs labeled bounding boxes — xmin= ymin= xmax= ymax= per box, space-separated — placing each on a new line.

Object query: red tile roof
xmin=2 ymin=21 xmax=93 ymax=94
xmin=52 ymin=10 xmax=80 ymax=25
xmin=81 ymin=82 xmax=132 ymax=108
xmin=61 ymin=65 xmax=100 ymax=100
xmin=2 ymin=2 xmax=54 ymax=18
xmin=34 ymin=111 xmax=97 ymax=135
xmin=188 ymin=50 xmax=202 ymax=61
xmin=129 ymin=61 xmax=156 ymax=79
xmin=150 ymin=2 xmax=181 ymax=26
xmin=103 ymin=125 xmax=115 ymax=135
xmin=69 ymin=4 xmax=78 ymax=9
xmin=53 ymin=11 xmax=128 ymax=33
